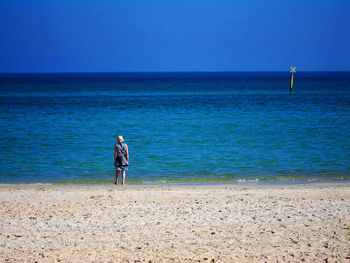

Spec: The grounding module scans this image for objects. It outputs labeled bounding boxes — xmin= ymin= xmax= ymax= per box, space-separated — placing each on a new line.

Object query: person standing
xmin=114 ymin=135 xmax=129 ymax=185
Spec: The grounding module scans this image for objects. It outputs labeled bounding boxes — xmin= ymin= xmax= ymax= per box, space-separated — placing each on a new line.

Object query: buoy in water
xmin=290 ymin=67 xmax=296 ymax=92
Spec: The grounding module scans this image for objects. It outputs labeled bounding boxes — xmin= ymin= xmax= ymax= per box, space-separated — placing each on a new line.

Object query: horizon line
xmin=1 ymin=70 xmax=350 ymax=75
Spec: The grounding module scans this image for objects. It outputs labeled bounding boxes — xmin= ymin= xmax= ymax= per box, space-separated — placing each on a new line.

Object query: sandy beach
xmin=0 ymin=182 xmax=349 ymax=262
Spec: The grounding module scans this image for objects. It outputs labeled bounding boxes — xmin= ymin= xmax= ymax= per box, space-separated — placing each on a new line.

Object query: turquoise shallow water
xmin=0 ymin=72 xmax=349 ymax=183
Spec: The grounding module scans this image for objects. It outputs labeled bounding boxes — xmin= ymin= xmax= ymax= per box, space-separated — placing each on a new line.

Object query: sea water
xmin=0 ymin=72 xmax=349 ymax=183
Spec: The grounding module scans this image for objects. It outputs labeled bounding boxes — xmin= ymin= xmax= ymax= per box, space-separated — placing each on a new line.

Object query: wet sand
xmin=0 ymin=182 xmax=350 ymax=262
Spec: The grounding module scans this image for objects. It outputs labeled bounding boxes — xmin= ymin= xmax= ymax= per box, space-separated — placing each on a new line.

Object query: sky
xmin=0 ymin=0 xmax=349 ymax=72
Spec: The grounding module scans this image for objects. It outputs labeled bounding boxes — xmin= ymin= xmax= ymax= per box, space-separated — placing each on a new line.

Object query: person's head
xmin=117 ymin=135 xmax=124 ymax=143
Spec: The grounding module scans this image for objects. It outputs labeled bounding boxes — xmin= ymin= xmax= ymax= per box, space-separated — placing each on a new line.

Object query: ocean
xmin=0 ymin=72 xmax=349 ymax=184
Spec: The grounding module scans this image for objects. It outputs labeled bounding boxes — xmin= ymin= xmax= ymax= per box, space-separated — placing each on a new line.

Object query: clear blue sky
xmin=1 ymin=0 xmax=349 ymax=72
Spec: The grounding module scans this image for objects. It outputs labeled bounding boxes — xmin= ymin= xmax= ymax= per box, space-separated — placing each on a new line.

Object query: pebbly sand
xmin=0 ymin=182 xmax=349 ymax=262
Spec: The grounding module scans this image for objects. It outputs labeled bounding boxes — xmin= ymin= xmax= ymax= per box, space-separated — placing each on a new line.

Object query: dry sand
xmin=0 ymin=182 xmax=349 ymax=262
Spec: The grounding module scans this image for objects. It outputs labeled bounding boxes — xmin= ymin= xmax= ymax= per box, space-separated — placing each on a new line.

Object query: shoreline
xmin=1 ymin=179 xmax=350 ymax=188
xmin=1 ymin=182 xmax=350 ymax=262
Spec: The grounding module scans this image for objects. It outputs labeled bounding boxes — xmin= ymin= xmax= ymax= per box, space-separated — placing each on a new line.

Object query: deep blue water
xmin=0 ymin=72 xmax=350 ymax=183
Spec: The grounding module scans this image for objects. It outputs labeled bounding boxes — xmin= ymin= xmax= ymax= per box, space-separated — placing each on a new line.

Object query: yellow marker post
xmin=290 ymin=67 xmax=296 ymax=92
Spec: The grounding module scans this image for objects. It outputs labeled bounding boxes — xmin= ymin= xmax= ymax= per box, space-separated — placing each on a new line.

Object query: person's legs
xmin=115 ymin=170 xmax=120 ymax=185
xmin=121 ymin=170 xmax=126 ymax=185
